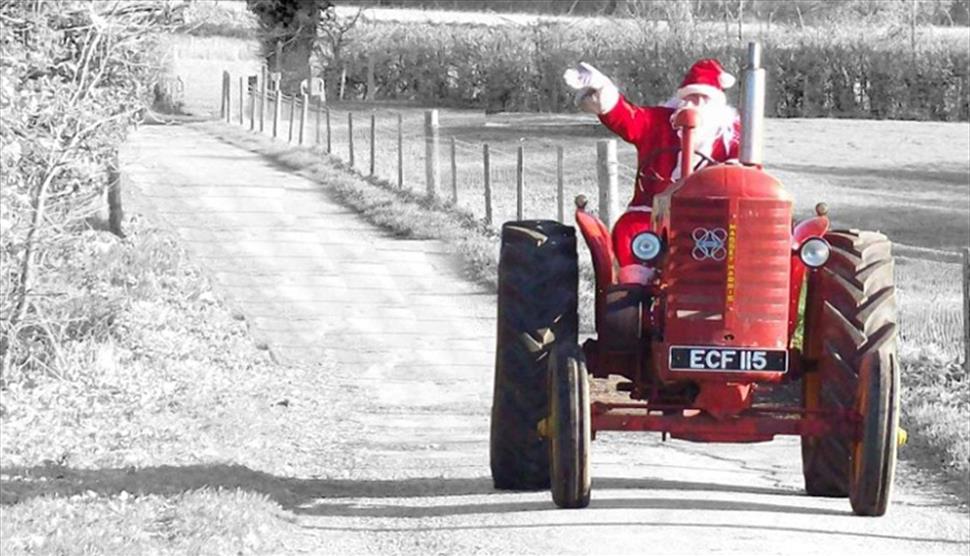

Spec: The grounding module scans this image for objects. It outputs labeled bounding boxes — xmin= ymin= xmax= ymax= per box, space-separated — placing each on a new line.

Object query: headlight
xmin=631 ymin=232 xmax=663 ymax=262
xmin=800 ymin=237 xmax=830 ymax=268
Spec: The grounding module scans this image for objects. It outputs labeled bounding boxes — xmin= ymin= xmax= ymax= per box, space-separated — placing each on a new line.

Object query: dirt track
xmin=121 ymin=124 xmax=970 ymax=555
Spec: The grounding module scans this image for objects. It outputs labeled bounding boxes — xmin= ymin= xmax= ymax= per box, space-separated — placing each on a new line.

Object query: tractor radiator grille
xmin=733 ymin=199 xmax=791 ymax=323
xmin=667 ymin=198 xmax=729 ymax=320
xmin=667 ymin=197 xmax=791 ymax=324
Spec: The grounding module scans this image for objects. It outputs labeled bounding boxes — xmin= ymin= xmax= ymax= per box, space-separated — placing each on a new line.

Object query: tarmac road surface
xmin=121 ymin=124 xmax=969 ymax=555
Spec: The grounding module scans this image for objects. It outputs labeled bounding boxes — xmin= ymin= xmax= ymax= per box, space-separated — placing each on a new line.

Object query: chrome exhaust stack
xmin=740 ymin=42 xmax=765 ymax=166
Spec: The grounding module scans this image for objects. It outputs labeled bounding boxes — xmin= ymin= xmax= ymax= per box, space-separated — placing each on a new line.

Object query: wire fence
xmin=217 ymin=71 xmax=638 ymax=229
xmin=217 ymin=70 xmax=969 ymax=372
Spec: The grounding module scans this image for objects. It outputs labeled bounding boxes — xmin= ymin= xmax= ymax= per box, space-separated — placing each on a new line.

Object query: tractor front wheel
xmin=490 ymin=220 xmax=578 ymax=491
xmin=549 ymin=344 xmax=591 ymax=509
xmin=800 ymin=230 xmax=899 ymax=516
xmin=850 ymin=340 xmax=899 ymax=516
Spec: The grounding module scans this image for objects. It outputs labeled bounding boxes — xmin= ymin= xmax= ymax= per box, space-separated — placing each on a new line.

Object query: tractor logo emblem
xmin=692 ymin=227 xmax=727 ymax=261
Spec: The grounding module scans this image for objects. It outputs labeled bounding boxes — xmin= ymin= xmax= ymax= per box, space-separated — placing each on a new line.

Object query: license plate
xmin=669 ymin=346 xmax=788 ymax=372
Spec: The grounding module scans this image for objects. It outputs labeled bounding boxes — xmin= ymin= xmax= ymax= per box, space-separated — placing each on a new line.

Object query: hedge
xmin=327 ymin=21 xmax=969 ymax=121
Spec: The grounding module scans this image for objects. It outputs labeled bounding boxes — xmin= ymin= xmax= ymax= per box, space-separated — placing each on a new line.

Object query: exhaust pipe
xmin=740 ymin=42 xmax=765 ymax=166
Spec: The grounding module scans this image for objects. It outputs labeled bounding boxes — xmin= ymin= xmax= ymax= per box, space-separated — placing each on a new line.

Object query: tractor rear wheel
xmin=800 ymin=230 xmax=899 ymax=516
xmin=549 ymin=344 xmax=591 ymax=509
xmin=490 ymin=220 xmax=578 ymax=491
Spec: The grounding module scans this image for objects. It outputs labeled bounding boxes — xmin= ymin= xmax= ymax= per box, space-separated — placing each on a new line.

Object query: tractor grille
xmin=733 ymin=198 xmax=791 ymax=323
xmin=667 ymin=197 xmax=729 ymax=320
xmin=667 ymin=197 xmax=791 ymax=325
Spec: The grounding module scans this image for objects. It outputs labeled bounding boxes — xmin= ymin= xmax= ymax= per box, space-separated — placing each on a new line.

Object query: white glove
xmin=563 ymin=62 xmax=619 ymax=115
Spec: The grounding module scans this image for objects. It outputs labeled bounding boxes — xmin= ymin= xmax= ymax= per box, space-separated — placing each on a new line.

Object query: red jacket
xmin=599 ymin=95 xmax=741 ymax=207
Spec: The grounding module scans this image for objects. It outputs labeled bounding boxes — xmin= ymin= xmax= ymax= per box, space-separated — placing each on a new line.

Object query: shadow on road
xmin=6 ymin=462 xmax=959 ymax=544
xmin=1 ymin=464 xmax=804 ymax=507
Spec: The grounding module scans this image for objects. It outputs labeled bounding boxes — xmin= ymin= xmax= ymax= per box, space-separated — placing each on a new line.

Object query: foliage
xmin=344 ymin=0 xmax=970 ymax=26
xmin=330 ymin=18 xmax=969 ymax=120
xmin=178 ymin=0 xmax=260 ymax=38
xmin=0 ymin=218 xmax=302 ymax=552
xmin=0 ymin=1 xmax=174 ymax=379
xmin=246 ymin=0 xmax=333 ymax=92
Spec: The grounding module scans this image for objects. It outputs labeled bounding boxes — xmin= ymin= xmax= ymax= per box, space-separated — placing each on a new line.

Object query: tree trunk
xmin=107 ymin=154 xmax=124 ymax=238
xmin=263 ymin=5 xmax=321 ymax=94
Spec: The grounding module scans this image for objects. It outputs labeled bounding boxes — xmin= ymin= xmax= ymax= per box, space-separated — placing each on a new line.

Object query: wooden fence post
xmin=963 ymin=247 xmax=969 ymax=375
xmin=397 ymin=113 xmax=403 ymax=188
xmin=272 ymin=90 xmax=280 ymax=139
xmin=348 ymin=111 xmax=355 ymax=167
xmin=107 ymin=153 xmax=124 ymax=238
xmin=516 ymin=144 xmax=525 ymax=220
xmin=248 ymin=78 xmax=256 ymax=131
xmin=596 ymin=139 xmax=619 ymax=228
xmin=259 ymin=66 xmax=267 ymax=133
xmin=287 ymin=95 xmax=296 ymax=143
xmin=369 ymin=113 xmax=376 ymax=176
xmin=237 ymin=76 xmax=244 ymax=124
xmin=299 ymin=93 xmax=308 ymax=146
xmin=224 ymin=71 xmax=232 ymax=123
xmin=315 ymin=98 xmax=321 ymax=144
xmin=326 ymin=107 xmax=332 ymax=154
xmin=450 ymin=136 xmax=458 ymax=205
xmin=424 ymin=110 xmax=440 ymax=199
xmin=557 ymin=145 xmax=565 ymax=222
xmin=483 ymin=143 xmax=492 ymax=225
xmin=220 ymin=70 xmax=229 ymax=120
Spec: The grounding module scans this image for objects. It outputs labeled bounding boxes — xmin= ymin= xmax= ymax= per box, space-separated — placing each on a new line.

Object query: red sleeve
xmin=598 ymin=95 xmax=656 ymax=146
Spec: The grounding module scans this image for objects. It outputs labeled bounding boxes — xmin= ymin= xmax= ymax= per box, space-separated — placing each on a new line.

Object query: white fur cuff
xmin=597 ymin=82 xmax=619 ymax=114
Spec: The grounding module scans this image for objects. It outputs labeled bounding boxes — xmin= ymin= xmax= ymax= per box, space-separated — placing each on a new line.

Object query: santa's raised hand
xmin=563 ymin=62 xmax=619 ymax=115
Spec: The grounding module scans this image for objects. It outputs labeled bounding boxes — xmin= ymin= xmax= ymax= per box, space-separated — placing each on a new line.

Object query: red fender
xmin=575 ymin=208 xmax=616 ymax=332
xmin=612 ymin=209 xmax=654 ymax=267
xmin=788 ymin=215 xmax=830 ymax=339
xmin=792 ymin=215 xmax=830 ymax=250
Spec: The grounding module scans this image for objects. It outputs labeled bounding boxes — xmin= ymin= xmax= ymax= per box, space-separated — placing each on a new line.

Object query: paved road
xmin=122 ymin=124 xmax=969 ymax=555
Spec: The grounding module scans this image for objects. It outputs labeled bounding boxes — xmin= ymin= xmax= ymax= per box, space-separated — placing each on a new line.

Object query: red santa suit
xmin=597 ymin=59 xmax=742 ymax=207
xmin=564 ymin=58 xmax=741 ymax=283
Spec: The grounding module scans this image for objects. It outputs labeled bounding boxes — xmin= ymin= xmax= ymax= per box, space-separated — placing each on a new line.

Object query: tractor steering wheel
xmin=637 ymin=147 xmax=719 ymax=183
xmin=691 ymin=150 xmax=717 ymax=167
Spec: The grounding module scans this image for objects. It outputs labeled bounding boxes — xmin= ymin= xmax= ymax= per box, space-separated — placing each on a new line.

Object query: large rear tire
xmin=549 ymin=344 xmax=591 ymax=509
xmin=490 ymin=220 xmax=578 ymax=491
xmin=800 ymin=230 xmax=899 ymax=516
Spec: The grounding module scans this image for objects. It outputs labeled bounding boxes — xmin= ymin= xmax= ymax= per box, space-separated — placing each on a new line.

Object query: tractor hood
xmin=656 ymin=164 xmax=792 ymax=206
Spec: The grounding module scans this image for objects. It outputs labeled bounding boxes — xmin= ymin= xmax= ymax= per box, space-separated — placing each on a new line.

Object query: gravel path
xmin=121 ymin=124 xmax=969 ymax=555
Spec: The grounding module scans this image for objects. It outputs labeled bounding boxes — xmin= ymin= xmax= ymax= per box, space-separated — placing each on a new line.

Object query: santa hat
xmin=675 ymin=59 xmax=736 ymax=105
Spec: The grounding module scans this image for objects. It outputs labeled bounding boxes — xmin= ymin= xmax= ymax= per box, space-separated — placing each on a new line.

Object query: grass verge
xmin=196 ymin=119 xmax=969 ymax=504
xmin=0 ymin=216 xmax=308 ymax=554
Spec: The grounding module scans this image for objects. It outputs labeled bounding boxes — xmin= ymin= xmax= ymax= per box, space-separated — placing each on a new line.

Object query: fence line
xmin=226 ymin=71 xmax=969 ymax=371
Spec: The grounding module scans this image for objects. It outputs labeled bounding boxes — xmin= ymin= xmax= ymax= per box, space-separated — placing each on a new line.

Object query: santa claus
xmin=564 ymin=59 xmax=741 ymax=208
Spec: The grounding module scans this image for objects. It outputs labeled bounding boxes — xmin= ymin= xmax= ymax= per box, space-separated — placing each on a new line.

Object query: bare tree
xmin=247 ymin=0 xmax=331 ymax=92
xmin=0 ymin=1 xmax=175 ymax=377
xmin=314 ymin=5 xmax=365 ymax=99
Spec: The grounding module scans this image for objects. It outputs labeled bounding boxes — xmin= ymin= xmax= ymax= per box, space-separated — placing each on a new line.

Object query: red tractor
xmin=490 ymin=43 xmax=901 ymax=517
